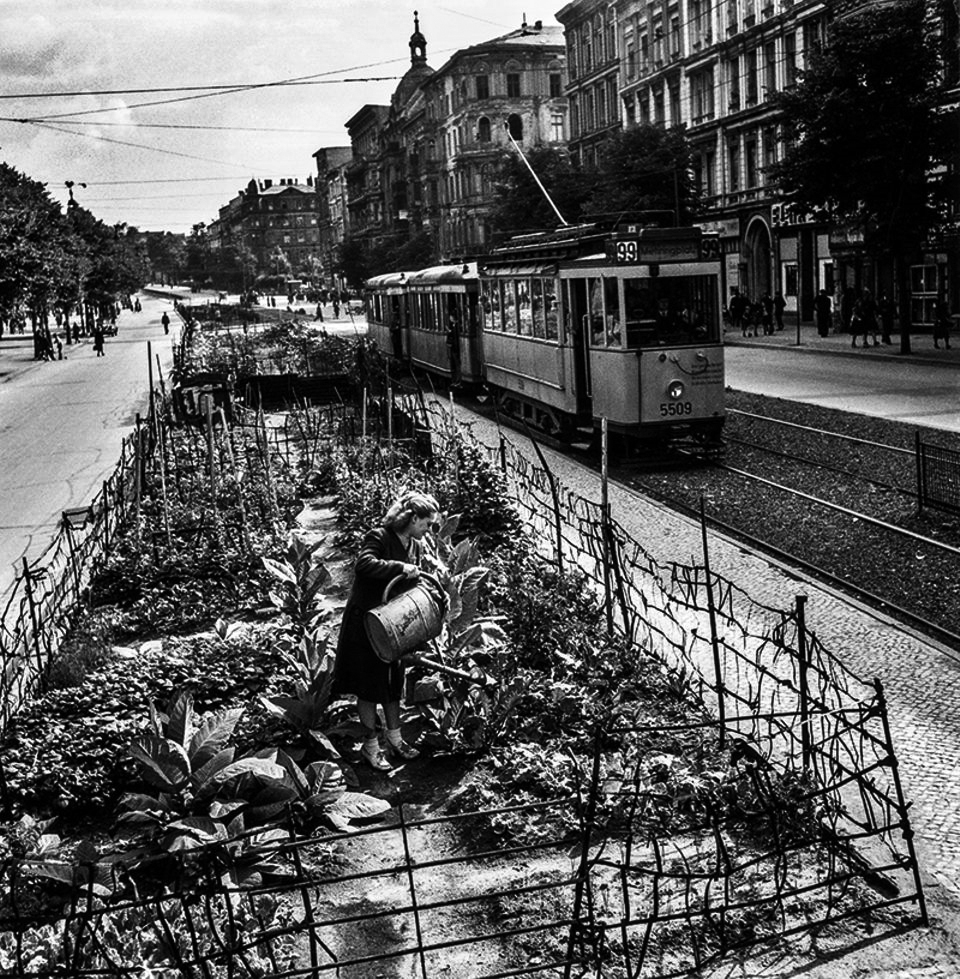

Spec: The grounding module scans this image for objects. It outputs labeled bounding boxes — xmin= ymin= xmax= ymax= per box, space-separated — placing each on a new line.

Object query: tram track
xmin=618 ymin=393 xmax=960 ymax=650
xmin=451 ymin=386 xmax=960 ymax=648
xmin=609 ymin=472 xmax=960 ymax=656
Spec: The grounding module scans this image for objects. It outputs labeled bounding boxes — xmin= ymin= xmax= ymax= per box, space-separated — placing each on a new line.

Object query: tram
xmin=364 ymin=225 xmax=725 ymax=446
xmin=365 ymin=264 xmax=482 ymax=386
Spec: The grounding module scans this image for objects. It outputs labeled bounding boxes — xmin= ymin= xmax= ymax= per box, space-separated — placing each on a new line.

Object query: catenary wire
xmin=25 ymin=121 xmax=273 ymax=173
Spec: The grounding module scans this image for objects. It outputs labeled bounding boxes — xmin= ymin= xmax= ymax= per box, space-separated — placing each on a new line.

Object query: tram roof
xmin=364 ymin=271 xmax=412 ymax=289
xmin=406 ymin=262 xmax=478 ymax=285
xmin=483 ymin=223 xmax=606 ymax=267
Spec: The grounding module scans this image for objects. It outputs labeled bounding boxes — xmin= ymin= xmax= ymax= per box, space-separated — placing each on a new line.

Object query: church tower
xmin=409 ymin=10 xmax=427 ymax=65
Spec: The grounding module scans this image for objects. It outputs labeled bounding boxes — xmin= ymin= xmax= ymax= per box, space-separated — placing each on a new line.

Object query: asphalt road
xmin=0 ymin=295 xmax=176 ymax=601
xmin=725 ymin=329 xmax=960 ymax=432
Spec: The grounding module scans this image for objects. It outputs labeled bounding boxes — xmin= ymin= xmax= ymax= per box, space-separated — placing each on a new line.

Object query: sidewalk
xmin=725 ymin=320 xmax=960 ymax=365
xmin=142 ymin=285 xmax=366 ymax=328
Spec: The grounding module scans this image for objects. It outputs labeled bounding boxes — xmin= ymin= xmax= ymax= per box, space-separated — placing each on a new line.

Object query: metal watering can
xmin=365 ymin=573 xmax=492 ymax=687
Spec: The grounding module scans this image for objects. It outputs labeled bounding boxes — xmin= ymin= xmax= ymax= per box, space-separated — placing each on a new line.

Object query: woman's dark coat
xmin=334 ymin=526 xmax=413 ymax=703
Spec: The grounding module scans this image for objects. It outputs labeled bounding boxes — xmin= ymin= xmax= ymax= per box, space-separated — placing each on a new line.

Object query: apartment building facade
xmin=315 ymin=14 xmax=568 ymax=273
xmin=216 ymin=178 xmax=321 ymax=277
xmin=558 ymin=0 xmax=959 ymax=321
xmin=418 ymin=20 xmax=568 ymax=258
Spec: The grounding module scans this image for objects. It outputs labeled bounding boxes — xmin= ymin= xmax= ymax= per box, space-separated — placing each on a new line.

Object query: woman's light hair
xmin=383 ymin=490 xmax=440 ymax=532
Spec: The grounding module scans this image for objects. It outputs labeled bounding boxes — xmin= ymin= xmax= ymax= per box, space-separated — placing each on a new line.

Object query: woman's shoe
xmin=386 ymin=739 xmax=420 ymax=761
xmin=361 ymin=744 xmax=392 ymax=771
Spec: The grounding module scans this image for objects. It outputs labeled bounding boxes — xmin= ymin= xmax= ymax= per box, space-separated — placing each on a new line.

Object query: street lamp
xmin=64 ymin=181 xmax=87 ymax=344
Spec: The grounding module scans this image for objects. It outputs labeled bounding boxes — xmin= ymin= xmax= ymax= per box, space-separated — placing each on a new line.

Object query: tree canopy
xmin=0 ymin=163 xmax=151 ymax=326
xmin=487 ymin=146 xmax=592 ymax=238
xmin=486 ymin=126 xmax=699 ymax=242
xmin=769 ymin=0 xmax=956 ymax=256
xmin=582 ymin=124 xmax=699 ymax=228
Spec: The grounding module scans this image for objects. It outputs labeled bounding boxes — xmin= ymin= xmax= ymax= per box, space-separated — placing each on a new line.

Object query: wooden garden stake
xmin=699 ymin=497 xmax=726 ymax=748
xmin=601 ymin=417 xmax=613 ymax=635
xmin=133 ymin=413 xmax=143 ymax=555
xmin=258 ymin=406 xmax=280 ymax=530
xmin=218 ymin=407 xmax=250 ymax=553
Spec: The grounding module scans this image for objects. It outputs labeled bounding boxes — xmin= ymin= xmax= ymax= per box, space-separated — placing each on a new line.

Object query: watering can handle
xmin=381 ymin=571 xmax=447 ymax=610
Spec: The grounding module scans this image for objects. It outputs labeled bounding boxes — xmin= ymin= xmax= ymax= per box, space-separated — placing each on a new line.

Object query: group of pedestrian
xmin=727 ymin=289 xmax=787 ymax=337
xmin=313 ymin=288 xmax=354 ymax=323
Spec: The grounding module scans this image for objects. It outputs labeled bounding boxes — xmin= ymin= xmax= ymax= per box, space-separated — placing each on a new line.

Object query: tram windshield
xmin=622 ymin=275 xmax=720 ymax=347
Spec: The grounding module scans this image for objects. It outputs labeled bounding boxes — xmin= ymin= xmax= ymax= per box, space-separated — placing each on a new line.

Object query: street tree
xmin=145 ymin=233 xmax=187 ymax=286
xmin=0 ymin=163 xmax=70 ymax=331
xmin=582 ymin=124 xmax=699 ymax=229
xmin=768 ymin=0 xmax=958 ymax=353
xmin=487 ymin=146 xmax=591 ymax=240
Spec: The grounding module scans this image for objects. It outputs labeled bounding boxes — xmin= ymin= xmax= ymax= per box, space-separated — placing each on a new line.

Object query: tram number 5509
xmin=659 ymin=401 xmax=693 ymax=417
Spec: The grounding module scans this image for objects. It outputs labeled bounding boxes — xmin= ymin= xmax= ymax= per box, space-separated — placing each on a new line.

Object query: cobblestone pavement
xmin=446 ymin=401 xmax=960 ymax=971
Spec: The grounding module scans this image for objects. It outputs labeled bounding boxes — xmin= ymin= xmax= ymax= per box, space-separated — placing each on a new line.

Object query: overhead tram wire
xmin=21 ymin=120 xmax=339 ymax=134
xmin=2 ymin=48 xmax=458 ymax=123
xmin=24 ymin=121 xmax=272 ymax=174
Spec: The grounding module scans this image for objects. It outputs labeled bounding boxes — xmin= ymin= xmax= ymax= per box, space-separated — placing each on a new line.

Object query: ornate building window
xmin=477 ymin=117 xmax=492 ymax=142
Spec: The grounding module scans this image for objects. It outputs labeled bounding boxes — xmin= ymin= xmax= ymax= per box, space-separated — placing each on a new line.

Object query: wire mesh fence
xmin=0 ymin=388 xmax=927 ymax=977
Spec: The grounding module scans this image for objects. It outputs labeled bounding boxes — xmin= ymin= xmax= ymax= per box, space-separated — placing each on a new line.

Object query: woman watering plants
xmin=333 ymin=490 xmax=441 ymax=770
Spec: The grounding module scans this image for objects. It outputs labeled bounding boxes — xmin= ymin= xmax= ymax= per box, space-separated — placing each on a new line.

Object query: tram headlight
xmin=667 ymin=380 xmax=685 ymax=400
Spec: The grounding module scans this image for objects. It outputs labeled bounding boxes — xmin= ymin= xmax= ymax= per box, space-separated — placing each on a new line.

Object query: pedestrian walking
xmin=761 ymin=293 xmax=774 ymax=335
xmin=314 ymin=304 xmax=324 ymax=322
xmin=934 ymin=294 xmax=952 ymax=350
xmin=333 ymin=490 xmax=441 ymax=770
xmin=774 ymin=292 xmax=786 ymax=331
xmin=729 ymin=289 xmax=748 ymax=337
xmin=860 ymin=290 xmax=879 ymax=346
xmin=814 ymin=290 xmax=832 ymax=338
xmin=93 ymin=323 xmax=105 ymax=357
xmin=879 ymin=295 xmax=896 ymax=345
xmin=161 ymin=311 xmax=170 ymax=335
xmin=54 ymin=334 xmax=63 ymax=360
xmin=332 ymin=297 xmax=341 ymax=319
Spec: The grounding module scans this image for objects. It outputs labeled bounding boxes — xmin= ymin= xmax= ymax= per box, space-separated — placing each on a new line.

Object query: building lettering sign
xmin=771 ymin=202 xmax=819 ymax=228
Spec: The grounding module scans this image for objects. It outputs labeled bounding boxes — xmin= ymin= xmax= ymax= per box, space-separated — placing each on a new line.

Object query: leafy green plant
xmin=114 ymin=688 xmax=390 ymax=886
xmin=408 ymin=516 xmax=523 ymax=752
xmin=0 ymin=888 xmax=296 ymax=976
xmin=259 ymin=632 xmax=339 ymax=759
xmin=258 ymin=536 xmax=344 ymax=761
xmin=262 ymin=536 xmax=333 ymax=635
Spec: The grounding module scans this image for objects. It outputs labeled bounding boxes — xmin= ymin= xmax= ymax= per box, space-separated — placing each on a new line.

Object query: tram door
xmin=565 ymin=278 xmax=593 ymax=417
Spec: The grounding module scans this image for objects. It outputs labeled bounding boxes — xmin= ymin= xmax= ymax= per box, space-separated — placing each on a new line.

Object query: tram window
xmin=623 ymin=279 xmax=659 ymax=347
xmin=517 ymin=279 xmax=533 ymax=336
xmin=587 ymin=279 xmax=605 ymax=345
xmin=480 ymin=280 xmax=495 ymax=330
xmin=491 ymin=280 xmax=503 ymax=329
xmin=603 ymin=277 xmax=621 ymax=346
xmin=531 ymin=278 xmax=546 ymax=339
xmin=623 ymin=276 xmax=719 ymax=345
xmin=502 ymin=281 xmax=518 ymax=333
xmin=544 ymin=278 xmax=559 ymax=340
xmin=561 ymin=280 xmax=574 ymax=342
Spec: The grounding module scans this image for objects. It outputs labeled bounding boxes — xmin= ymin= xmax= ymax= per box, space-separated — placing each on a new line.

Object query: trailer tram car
xmin=479 ymin=225 xmax=725 ymax=446
xmin=365 ymin=271 xmax=411 ymax=360
xmin=366 ymin=263 xmax=483 ymax=387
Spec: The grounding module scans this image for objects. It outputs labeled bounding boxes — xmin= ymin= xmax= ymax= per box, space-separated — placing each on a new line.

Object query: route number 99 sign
xmin=613 ymin=240 xmax=639 ymax=264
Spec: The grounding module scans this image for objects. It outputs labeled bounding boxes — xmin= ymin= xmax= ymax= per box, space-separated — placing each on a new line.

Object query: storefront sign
xmin=772 ymin=202 xmax=819 ymax=228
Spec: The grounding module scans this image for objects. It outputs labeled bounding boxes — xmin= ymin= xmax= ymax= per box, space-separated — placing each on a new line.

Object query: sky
xmin=1 ymin=1 xmax=561 ymax=233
